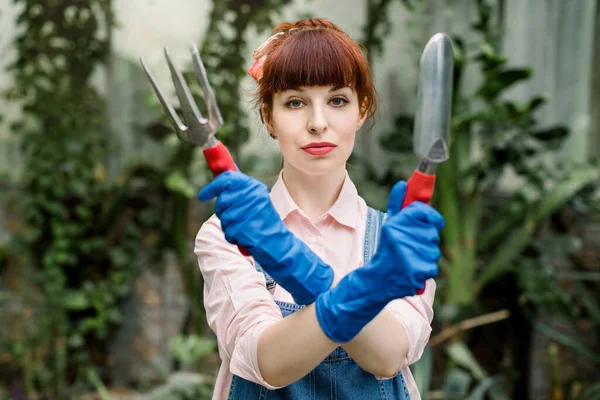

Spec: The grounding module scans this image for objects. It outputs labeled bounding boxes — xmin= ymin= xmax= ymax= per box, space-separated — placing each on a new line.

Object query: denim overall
xmin=227 ymin=207 xmax=412 ymax=400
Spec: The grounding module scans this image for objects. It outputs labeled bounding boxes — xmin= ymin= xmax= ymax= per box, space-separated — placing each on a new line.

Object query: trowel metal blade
xmin=413 ymin=33 xmax=454 ymax=163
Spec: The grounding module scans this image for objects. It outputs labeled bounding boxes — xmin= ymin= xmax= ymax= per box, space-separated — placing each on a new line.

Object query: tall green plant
xmin=3 ymin=1 xmax=164 ymax=396
xmin=434 ymin=0 xmax=598 ymax=306
xmin=375 ymin=0 xmax=598 ymax=307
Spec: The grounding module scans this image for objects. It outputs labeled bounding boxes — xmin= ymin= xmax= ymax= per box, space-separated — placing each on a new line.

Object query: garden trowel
xmin=403 ymin=33 xmax=454 ymax=294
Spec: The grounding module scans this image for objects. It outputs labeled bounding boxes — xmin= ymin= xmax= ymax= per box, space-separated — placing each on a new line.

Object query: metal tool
xmin=403 ymin=33 xmax=454 ymax=294
xmin=140 ymin=44 xmax=249 ymax=255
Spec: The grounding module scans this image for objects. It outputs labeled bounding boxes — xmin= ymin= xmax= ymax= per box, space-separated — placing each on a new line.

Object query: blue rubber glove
xmin=198 ymin=171 xmax=334 ymax=305
xmin=315 ymin=180 xmax=444 ymax=343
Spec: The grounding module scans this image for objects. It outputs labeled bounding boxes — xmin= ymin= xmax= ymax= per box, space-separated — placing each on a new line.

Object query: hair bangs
xmin=263 ymin=30 xmax=359 ymax=92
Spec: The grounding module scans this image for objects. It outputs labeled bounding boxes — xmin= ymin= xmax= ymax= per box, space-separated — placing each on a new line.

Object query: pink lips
xmin=301 ymin=142 xmax=337 ymax=156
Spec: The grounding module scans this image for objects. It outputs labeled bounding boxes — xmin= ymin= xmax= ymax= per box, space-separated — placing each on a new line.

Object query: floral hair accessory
xmin=248 ymin=31 xmax=284 ymax=81
xmin=248 ymin=55 xmax=267 ymax=81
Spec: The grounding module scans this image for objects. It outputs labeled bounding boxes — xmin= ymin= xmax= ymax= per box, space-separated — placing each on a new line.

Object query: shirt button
xmin=308 ymin=236 xmax=318 ymax=244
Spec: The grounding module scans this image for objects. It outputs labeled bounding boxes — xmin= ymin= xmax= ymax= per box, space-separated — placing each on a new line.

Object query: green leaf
xmin=466 ymin=376 xmax=505 ymax=400
xmin=63 ymin=290 xmax=89 ymax=310
xmin=446 ymin=342 xmax=487 ymax=381
xmin=476 ymin=68 xmax=532 ymax=102
xmin=165 ymin=171 xmax=197 ymax=198
xmin=169 ymin=334 xmax=216 ymax=367
xmin=477 ymin=225 xmax=532 ymax=288
xmin=531 ymin=125 xmax=569 ymax=143
xmin=575 ymin=282 xmax=600 ymax=324
xmin=381 ymin=115 xmax=414 ymax=153
xmin=478 ymin=202 xmax=525 ymax=252
xmin=87 ymin=369 xmax=112 ymax=400
xmin=579 ymin=383 xmax=600 ymax=400
xmin=478 ymin=165 xmax=599 ymax=288
xmin=527 ymin=95 xmax=549 ymax=113
xmin=533 ymin=321 xmax=600 ymax=364
xmin=443 ymin=368 xmax=472 ymax=397
xmin=68 ymin=334 xmax=85 ymax=349
xmin=533 ymin=165 xmax=599 ymax=222
xmin=446 ymin=343 xmax=511 ymax=400
xmin=517 ymin=258 xmax=576 ymax=318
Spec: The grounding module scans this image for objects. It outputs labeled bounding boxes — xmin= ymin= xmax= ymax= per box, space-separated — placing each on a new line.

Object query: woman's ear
xmin=357 ymin=97 xmax=369 ymax=130
xmin=261 ymin=104 xmax=277 ymax=138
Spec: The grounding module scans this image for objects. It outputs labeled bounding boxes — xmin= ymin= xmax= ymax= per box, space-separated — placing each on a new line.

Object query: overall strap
xmin=254 ymin=260 xmax=276 ymax=291
xmin=364 ymin=206 xmax=387 ymax=264
xmin=256 ymin=206 xmax=387 ymax=290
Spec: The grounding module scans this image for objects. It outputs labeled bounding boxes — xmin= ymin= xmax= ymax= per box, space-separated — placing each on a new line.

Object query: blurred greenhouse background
xmin=0 ymin=0 xmax=599 ymax=399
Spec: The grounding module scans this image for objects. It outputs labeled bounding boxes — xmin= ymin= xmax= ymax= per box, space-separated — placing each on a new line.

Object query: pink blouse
xmin=194 ymin=171 xmax=435 ymax=400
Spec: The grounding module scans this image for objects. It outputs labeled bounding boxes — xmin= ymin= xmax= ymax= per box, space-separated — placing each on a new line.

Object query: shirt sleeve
xmin=195 ymin=214 xmax=284 ymax=389
xmin=385 ymin=278 xmax=436 ymax=367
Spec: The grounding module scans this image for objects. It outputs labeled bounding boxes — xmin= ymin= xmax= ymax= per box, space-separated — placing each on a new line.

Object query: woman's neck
xmin=281 ymin=164 xmax=346 ymax=222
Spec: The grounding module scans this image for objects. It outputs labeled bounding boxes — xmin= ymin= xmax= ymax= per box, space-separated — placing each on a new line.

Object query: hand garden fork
xmin=140 ymin=44 xmax=250 ymax=255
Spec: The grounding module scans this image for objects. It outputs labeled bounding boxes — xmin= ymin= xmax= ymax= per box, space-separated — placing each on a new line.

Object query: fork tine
xmin=190 ymin=43 xmax=224 ymax=127
xmin=139 ymin=57 xmax=186 ymax=133
xmin=163 ymin=47 xmax=206 ymax=126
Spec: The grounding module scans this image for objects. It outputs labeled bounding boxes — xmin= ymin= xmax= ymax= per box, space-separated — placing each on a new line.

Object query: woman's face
xmin=267 ymin=86 xmax=367 ymax=178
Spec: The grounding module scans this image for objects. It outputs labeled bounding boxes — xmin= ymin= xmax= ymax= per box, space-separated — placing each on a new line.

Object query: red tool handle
xmin=203 ymin=140 xmax=239 ymax=177
xmin=203 ymin=140 xmax=251 ymax=256
xmin=402 ymin=170 xmax=437 ymax=294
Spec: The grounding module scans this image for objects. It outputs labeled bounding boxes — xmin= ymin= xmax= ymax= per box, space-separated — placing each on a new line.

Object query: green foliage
xmin=146 ymin=373 xmax=214 ymax=400
xmin=579 ymin=383 xmax=600 ymax=400
xmin=412 ymin=345 xmax=508 ymax=400
xmin=372 ymin=0 xmax=599 ymax=307
xmin=169 ymin=334 xmax=216 ymax=369
xmin=87 ymin=368 xmax=112 ymax=400
xmin=438 ymin=7 xmax=598 ymax=307
xmin=3 ymin=0 xmax=168 ymax=396
xmin=362 ymin=0 xmax=397 ymax=59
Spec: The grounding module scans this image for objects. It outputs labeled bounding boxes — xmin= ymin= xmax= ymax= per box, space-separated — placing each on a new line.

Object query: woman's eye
xmin=330 ymin=97 xmax=348 ymax=107
xmin=286 ymin=99 xmax=304 ymax=108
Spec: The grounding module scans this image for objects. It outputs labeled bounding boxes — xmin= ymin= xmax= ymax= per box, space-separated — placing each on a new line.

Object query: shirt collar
xmin=270 ymin=170 xmax=360 ymax=230
xmin=269 ymin=171 xmax=299 ymax=221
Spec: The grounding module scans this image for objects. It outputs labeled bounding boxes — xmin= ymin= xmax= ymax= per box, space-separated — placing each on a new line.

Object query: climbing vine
xmin=4 ymin=0 xmax=161 ymax=396
xmin=361 ymin=0 xmax=425 ymax=60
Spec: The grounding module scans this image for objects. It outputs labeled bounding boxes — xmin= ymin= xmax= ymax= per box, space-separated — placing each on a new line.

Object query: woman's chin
xmin=298 ymin=162 xmax=346 ymax=178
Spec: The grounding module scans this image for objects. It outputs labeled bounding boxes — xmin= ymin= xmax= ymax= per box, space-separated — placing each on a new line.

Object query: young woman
xmin=195 ymin=18 xmax=444 ymax=400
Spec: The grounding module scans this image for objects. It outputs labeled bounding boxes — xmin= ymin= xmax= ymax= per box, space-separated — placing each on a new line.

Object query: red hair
xmin=254 ymin=19 xmax=377 ymax=126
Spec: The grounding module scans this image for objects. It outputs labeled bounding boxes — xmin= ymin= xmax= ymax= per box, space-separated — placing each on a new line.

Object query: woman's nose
xmin=308 ymin=107 xmax=328 ymax=134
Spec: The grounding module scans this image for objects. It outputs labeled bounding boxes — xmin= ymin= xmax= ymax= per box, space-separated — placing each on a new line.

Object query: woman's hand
xmin=372 ymin=180 xmax=444 ymax=298
xmin=198 ymin=171 xmax=334 ymax=305
xmin=315 ymin=180 xmax=444 ymax=343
